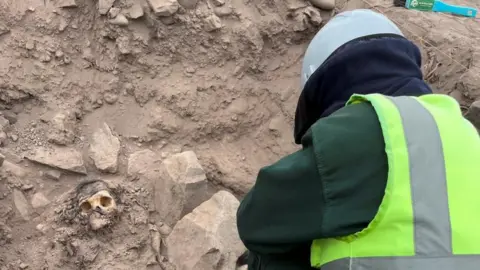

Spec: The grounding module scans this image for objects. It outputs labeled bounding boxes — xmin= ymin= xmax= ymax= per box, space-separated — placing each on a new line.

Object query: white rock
xmin=204 ymin=14 xmax=222 ymax=32
xmin=56 ymin=0 xmax=78 ymax=8
xmin=126 ymin=3 xmax=144 ymax=19
xmin=166 ymin=191 xmax=245 ymax=270
xmin=308 ymin=0 xmax=335 ymax=10
xmin=178 ymin=0 xmax=198 ymax=9
xmin=163 ymin=151 xmax=210 ymax=215
xmin=89 ymin=123 xmax=120 ymax=173
xmin=98 ymin=0 xmax=115 ymax=15
xmin=109 ymin=14 xmax=129 ymax=26
xmin=13 ymin=189 xmax=30 ymax=221
xmin=148 ymin=0 xmax=179 ymax=16
xmin=26 ymin=147 xmax=87 ymax=174
xmin=211 ymin=0 xmax=225 ymax=6
xmin=31 ymin=192 xmax=51 ymax=209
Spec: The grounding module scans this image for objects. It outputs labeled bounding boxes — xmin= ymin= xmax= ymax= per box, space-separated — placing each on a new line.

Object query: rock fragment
xmin=31 ymin=192 xmax=51 ymax=209
xmin=0 ymin=153 xmax=4 ymax=167
xmin=98 ymin=0 xmax=115 ymax=15
xmin=89 ymin=123 xmax=120 ymax=173
xmin=109 ymin=14 xmax=129 ymax=26
xmin=43 ymin=170 xmax=62 ymax=181
xmin=1 ymin=111 xmax=17 ymax=124
xmin=0 ymin=23 xmax=9 ymax=37
xmin=128 ymin=150 xmax=184 ymax=226
xmin=178 ymin=0 xmax=198 ymax=9
xmin=56 ymin=0 xmax=78 ymax=8
xmin=13 ymin=189 xmax=31 ymax=221
xmin=204 ymin=14 xmax=222 ymax=32
xmin=211 ymin=0 xmax=225 ymax=6
xmin=127 ymin=149 xmax=162 ymax=180
xmin=465 ymin=100 xmax=480 ymax=129
xmin=148 ymin=0 xmax=179 ymax=16
xmin=26 ymin=147 xmax=87 ymax=174
xmin=0 ymin=131 xmax=6 ymax=146
xmin=163 ymin=151 xmax=209 ymax=215
xmin=166 ymin=191 xmax=245 ymax=270
xmin=126 ymin=3 xmax=145 ymax=19
xmin=308 ymin=0 xmax=335 ymax=10
xmin=2 ymin=161 xmax=28 ymax=178
xmin=47 ymin=112 xmax=76 ymax=146
xmin=0 ymin=116 xmax=9 ymax=130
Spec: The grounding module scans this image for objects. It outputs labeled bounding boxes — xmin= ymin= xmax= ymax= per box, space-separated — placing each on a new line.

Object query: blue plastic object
xmin=433 ymin=0 xmax=477 ymax=17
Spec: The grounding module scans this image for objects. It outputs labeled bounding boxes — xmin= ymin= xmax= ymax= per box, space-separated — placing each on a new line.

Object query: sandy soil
xmin=0 ymin=0 xmax=479 ymax=269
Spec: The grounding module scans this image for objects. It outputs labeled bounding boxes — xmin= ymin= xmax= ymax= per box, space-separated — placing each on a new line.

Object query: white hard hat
xmin=301 ymin=9 xmax=404 ymax=88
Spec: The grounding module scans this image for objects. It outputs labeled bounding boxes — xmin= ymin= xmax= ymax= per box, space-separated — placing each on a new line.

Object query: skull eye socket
xmin=80 ymin=201 xmax=92 ymax=212
xmin=100 ymin=196 xmax=113 ymax=207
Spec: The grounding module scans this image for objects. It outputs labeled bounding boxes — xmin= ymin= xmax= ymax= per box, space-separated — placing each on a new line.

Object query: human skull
xmin=74 ymin=180 xmax=119 ymax=230
xmin=79 ymin=190 xmax=117 ymax=215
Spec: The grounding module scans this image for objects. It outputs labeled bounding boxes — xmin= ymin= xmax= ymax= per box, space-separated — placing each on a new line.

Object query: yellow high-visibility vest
xmin=311 ymin=94 xmax=480 ymax=269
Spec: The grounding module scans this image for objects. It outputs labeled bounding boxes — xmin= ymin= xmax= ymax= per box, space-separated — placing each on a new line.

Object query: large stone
xmin=126 ymin=3 xmax=144 ymax=19
xmin=0 ymin=153 xmax=4 ymax=167
xmin=127 ymin=149 xmax=162 ymax=180
xmin=99 ymin=0 xmax=115 ymax=15
xmin=166 ymin=191 xmax=245 ymax=270
xmin=26 ymin=147 xmax=87 ymax=174
xmin=13 ymin=189 xmax=30 ymax=221
xmin=128 ymin=150 xmax=185 ymax=226
xmin=465 ymin=100 xmax=480 ymax=130
xmin=148 ymin=0 xmax=179 ymax=16
xmin=163 ymin=151 xmax=209 ymax=215
xmin=89 ymin=123 xmax=120 ymax=173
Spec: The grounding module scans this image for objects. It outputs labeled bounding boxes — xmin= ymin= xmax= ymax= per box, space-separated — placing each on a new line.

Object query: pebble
xmin=103 ymin=92 xmax=119 ymax=104
xmin=204 ymin=14 xmax=222 ymax=32
xmin=43 ymin=170 xmax=62 ymax=180
xmin=56 ymin=0 xmax=78 ymax=8
xmin=25 ymin=40 xmax=35 ymax=50
xmin=211 ymin=0 xmax=225 ymax=6
xmin=465 ymin=100 xmax=480 ymax=129
xmin=9 ymin=134 xmax=18 ymax=142
xmin=308 ymin=0 xmax=335 ymax=10
xmin=108 ymin=7 xmax=121 ymax=18
xmin=148 ymin=0 xmax=179 ymax=16
xmin=109 ymin=14 xmax=129 ymax=26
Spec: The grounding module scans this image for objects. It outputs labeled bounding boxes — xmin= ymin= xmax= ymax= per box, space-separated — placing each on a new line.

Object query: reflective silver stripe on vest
xmin=322 ymin=256 xmax=480 ymax=270
xmin=322 ymin=96 xmax=459 ymax=269
xmin=389 ymin=96 xmax=451 ymax=256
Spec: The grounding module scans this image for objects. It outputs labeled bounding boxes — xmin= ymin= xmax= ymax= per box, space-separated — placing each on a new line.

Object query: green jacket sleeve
xmin=237 ymin=128 xmax=325 ymax=255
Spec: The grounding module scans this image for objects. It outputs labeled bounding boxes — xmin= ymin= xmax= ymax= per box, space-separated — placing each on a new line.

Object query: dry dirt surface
xmin=0 ymin=0 xmax=479 ymax=269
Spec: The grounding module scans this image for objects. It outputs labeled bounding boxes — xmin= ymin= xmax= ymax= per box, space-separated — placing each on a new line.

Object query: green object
xmin=406 ymin=0 xmax=435 ymax=11
xmin=311 ymin=94 xmax=480 ymax=268
xmin=237 ymin=102 xmax=388 ymax=269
